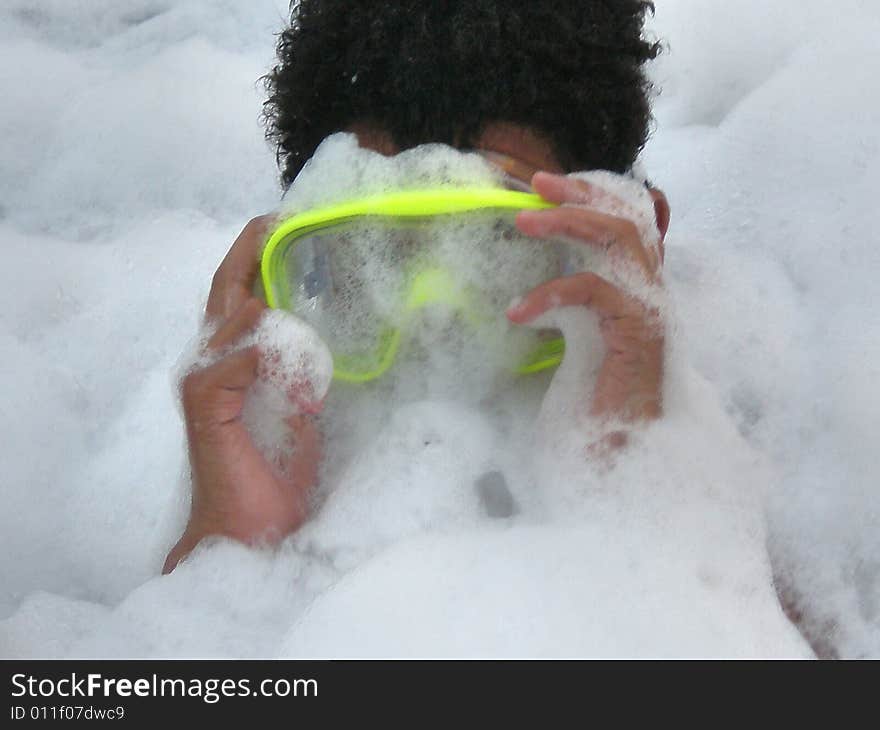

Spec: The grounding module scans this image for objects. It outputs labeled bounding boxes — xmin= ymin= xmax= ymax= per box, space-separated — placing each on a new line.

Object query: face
xmin=347 ymin=121 xmax=670 ymax=245
xmin=348 ymin=120 xmax=562 ymax=173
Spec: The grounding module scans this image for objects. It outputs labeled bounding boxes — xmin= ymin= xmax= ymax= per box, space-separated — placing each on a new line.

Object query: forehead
xmin=348 ymin=121 xmax=563 ymax=176
xmin=475 ymin=122 xmax=563 ymax=174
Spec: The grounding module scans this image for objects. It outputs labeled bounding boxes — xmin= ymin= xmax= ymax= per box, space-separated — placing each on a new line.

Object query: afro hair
xmin=263 ymin=0 xmax=660 ymax=187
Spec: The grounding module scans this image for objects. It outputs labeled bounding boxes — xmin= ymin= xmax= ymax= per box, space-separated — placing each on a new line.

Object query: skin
xmin=162 ymin=121 xmax=671 ymax=574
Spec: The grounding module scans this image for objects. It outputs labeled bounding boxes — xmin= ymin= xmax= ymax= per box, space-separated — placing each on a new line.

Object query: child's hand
xmin=507 ymin=171 xmax=669 ymax=426
xmin=163 ymin=217 xmax=322 ymax=573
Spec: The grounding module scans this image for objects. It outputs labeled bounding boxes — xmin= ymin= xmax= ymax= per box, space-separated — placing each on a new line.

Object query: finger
xmin=205 ymin=298 xmax=265 ymax=352
xmin=182 ymin=345 xmax=261 ymax=426
xmin=197 ymin=345 xmax=261 ymax=393
xmin=285 ymin=378 xmax=325 ymax=414
xmin=285 ymin=414 xmax=322 ymax=492
xmin=516 ymin=206 xmax=656 ymax=278
xmin=525 ymin=171 xmax=660 ymax=277
xmin=530 ymin=171 xmax=628 ymax=209
xmin=506 ymin=272 xmax=635 ymax=324
xmin=206 ymin=215 xmax=275 ymax=320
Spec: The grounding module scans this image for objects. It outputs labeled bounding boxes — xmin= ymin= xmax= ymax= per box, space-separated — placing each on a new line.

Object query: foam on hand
xmin=242 ymin=310 xmax=333 ymax=468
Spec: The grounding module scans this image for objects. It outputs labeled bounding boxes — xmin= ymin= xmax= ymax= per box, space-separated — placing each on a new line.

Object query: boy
xmin=164 ymin=0 xmax=669 ymax=573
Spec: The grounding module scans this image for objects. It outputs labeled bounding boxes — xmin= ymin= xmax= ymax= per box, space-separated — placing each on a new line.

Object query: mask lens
xmin=269 ymin=206 xmax=592 ymax=382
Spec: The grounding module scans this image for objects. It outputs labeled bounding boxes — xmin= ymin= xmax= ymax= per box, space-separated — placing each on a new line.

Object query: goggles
xmin=261 ymin=188 xmax=591 ymax=384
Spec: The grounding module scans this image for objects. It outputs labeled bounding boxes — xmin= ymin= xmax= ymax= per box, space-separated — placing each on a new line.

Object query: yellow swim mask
xmin=260 ymin=188 xmax=578 ymax=384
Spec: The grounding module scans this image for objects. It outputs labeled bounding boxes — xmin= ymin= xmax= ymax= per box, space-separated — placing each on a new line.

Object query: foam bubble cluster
xmin=1 ymin=0 xmax=878 ymax=659
xmin=242 ymin=310 xmax=333 ymax=461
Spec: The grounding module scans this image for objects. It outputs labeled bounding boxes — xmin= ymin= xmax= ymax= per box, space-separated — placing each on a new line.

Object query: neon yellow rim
xmin=260 ymin=188 xmax=565 ymax=383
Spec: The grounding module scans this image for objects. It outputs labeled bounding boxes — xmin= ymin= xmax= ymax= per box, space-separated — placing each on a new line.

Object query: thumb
xmin=182 ymin=345 xmax=261 ymax=426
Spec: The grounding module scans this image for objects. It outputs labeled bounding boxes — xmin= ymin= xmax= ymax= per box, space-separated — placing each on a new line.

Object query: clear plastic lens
xmin=278 ymin=212 xmax=592 ymax=377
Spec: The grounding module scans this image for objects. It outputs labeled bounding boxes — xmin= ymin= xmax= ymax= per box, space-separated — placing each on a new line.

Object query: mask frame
xmin=260 ymin=188 xmax=566 ymax=383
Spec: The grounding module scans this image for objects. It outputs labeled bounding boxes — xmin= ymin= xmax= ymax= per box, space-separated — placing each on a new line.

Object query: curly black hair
xmin=263 ymin=1 xmax=660 ymax=188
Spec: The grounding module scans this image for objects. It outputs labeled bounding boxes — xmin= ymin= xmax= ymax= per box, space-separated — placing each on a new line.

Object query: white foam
xmin=1 ymin=0 xmax=878 ymax=658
